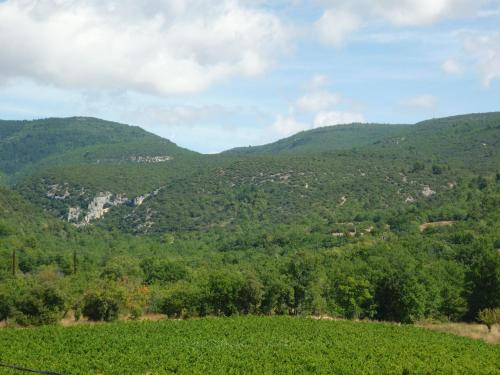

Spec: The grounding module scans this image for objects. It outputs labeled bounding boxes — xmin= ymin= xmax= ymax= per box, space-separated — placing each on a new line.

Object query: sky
xmin=0 ymin=0 xmax=500 ymax=153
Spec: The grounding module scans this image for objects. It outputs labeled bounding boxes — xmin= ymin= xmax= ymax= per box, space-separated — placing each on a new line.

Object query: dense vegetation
xmin=0 ymin=317 xmax=498 ymax=374
xmin=224 ymin=123 xmax=410 ymax=155
xmin=0 ymin=117 xmax=196 ymax=178
xmin=0 ymin=113 xmax=498 ymax=330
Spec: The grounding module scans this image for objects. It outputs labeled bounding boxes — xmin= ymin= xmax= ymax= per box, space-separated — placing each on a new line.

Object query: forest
xmin=0 ymin=114 xmax=498 ymax=329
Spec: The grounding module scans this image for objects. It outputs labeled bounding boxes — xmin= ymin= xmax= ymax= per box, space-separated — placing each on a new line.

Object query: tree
xmin=286 ymin=253 xmax=319 ymax=314
xmin=101 ymin=256 xmax=143 ymax=282
xmin=11 ymin=281 xmax=67 ymax=326
xmin=206 ymin=270 xmax=244 ymax=316
xmin=374 ymin=266 xmax=427 ymax=323
xmin=160 ymin=281 xmax=200 ymax=318
xmin=82 ymin=286 xmax=126 ymax=322
xmin=478 ymin=308 xmax=500 ymax=332
xmin=465 ymin=247 xmax=500 ymax=320
xmin=331 ymin=276 xmax=375 ymax=319
xmin=238 ymin=272 xmax=263 ymax=314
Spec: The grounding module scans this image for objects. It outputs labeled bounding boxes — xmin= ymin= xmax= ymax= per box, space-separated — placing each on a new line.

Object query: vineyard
xmin=0 ymin=317 xmax=498 ymax=374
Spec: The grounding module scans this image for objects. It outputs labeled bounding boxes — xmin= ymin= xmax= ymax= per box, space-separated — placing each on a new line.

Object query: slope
xmin=0 ymin=117 xmax=196 ymax=178
xmin=12 ymin=113 xmax=500 ymax=234
xmin=224 ymin=123 xmax=410 ymax=155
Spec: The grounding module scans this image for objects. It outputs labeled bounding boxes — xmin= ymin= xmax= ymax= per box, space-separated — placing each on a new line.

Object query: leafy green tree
xmin=260 ymin=274 xmax=294 ymax=315
xmin=330 ymin=276 xmax=375 ymax=319
xmin=238 ymin=272 xmax=263 ymax=314
xmin=11 ymin=280 xmax=67 ymax=326
xmin=286 ymin=253 xmax=319 ymax=314
xmin=206 ymin=270 xmax=244 ymax=316
xmin=140 ymin=258 xmax=188 ymax=284
xmin=161 ymin=281 xmax=200 ymax=318
xmin=375 ymin=267 xmax=427 ymax=323
xmin=101 ymin=256 xmax=143 ymax=282
xmin=478 ymin=308 xmax=500 ymax=332
xmin=465 ymin=247 xmax=500 ymax=320
xmin=82 ymin=289 xmax=123 ymax=322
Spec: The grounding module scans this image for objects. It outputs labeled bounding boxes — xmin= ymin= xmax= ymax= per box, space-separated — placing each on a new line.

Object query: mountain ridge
xmin=3 ymin=111 xmax=498 ymax=233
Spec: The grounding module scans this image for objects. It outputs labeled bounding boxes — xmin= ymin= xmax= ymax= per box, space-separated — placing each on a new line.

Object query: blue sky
xmin=0 ymin=0 xmax=499 ymax=153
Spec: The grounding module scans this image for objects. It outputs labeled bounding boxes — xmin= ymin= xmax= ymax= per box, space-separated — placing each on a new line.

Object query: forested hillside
xmin=0 ymin=117 xmax=196 ymax=178
xmin=224 ymin=123 xmax=410 ymax=155
xmin=0 ymin=113 xmax=498 ymax=329
xmin=11 ymin=113 xmax=500 ymax=233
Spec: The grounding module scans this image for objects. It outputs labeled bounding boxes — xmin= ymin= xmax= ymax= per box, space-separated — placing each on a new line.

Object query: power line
xmin=0 ymin=362 xmax=67 ymax=375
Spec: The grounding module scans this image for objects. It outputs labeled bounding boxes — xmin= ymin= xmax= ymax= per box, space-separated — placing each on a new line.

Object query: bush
xmin=478 ymin=308 xmax=500 ymax=332
xmin=160 ymin=281 xmax=201 ymax=318
xmin=12 ymin=284 xmax=67 ymax=326
xmin=82 ymin=291 xmax=122 ymax=322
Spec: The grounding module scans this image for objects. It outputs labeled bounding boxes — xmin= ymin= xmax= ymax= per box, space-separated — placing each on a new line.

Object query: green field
xmin=0 ymin=317 xmax=498 ymax=374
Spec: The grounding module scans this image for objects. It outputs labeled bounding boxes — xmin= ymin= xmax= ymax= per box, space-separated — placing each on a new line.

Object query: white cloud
xmin=306 ymin=74 xmax=330 ymax=90
xmin=320 ymin=0 xmax=490 ymax=26
xmin=0 ymin=0 xmax=289 ymax=95
xmin=442 ymin=59 xmax=465 ymax=75
xmin=274 ymin=75 xmax=366 ymax=135
xmin=315 ymin=10 xmax=361 ymax=47
xmin=313 ymin=111 xmax=365 ymax=127
xmin=271 ymin=114 xmax=309 ymax=137
xmin=463 ymin=32 xmax=500 ymax=87
xmin=403 ymin=95 xmax=438 ymax=109
xmin=296 ymin=91 xmax=340 ymax=112
xmin=370 ymin=0 xmax=466 ymax=26
xmin=314 ymin=1 xmax=494 ymax=46
xmin=136 ymin=105 xmax=235 ymax=127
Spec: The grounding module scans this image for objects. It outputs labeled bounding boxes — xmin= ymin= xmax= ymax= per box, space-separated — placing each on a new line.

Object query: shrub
xmin=9 ymin=283 xmax=67 ymax=326
xmin=478 ymin=308 xmax=500 ymax=332
xmin=161 ymin=281 xmax=201 ymax=318
xmin=82 ymin=291 xmax=122 ymax=322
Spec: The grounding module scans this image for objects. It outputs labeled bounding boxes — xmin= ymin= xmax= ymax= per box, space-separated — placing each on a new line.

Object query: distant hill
xmin=224 ymin=113 xmax=500 ymax=164
xmin=8 ymin=112 xmax=499 ymax=234
xmin=0 ymin=117 xmax=196 ymax=177
xmin=224 ymin=123 xmax=410 ymax=155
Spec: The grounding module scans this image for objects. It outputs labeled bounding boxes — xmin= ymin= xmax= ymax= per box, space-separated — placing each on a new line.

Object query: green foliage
xmin=0 ymin=317 xmax=498 ymax=374
xmin=82 ymin=288 xmax=124 ymax=322
xmin=1 ymin=276 xmax=68 ymax=326
xmin=0 ymin=113 xmax=499 ymax=329
xmin=225 ymin=123 xmax=410 ymax=155
xmin=0 ymin=117 xmax=196 ymax=176
xmin=478 ymin=308 xmax=500 ymax=332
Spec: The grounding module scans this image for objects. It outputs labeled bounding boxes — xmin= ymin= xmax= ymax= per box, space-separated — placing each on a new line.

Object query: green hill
xmin=224 ymin=113 xmax=500 ymax=169
xmin=224 ymin=123 xmax=410 ymax=155
xmin=0 ymin=117 xmax=196 ymax=178
xmin=9 ymin=112 xmax=498 ymax=233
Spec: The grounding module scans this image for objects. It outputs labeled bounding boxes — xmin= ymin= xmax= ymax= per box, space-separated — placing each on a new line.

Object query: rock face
xmin=129 ymin=155 xmax=172 ymax=163
xmin=65 ymin=187 xmax=164 ymax=226
xmin=133 ymin=188 xmax=162 ymax=207
xmin=422 ymin=186 xmax=436 ymax=197
xmin=405 ymin=196 xmax=415 ymax=203
xmin=84 ymin=193 xmax=129 ymax=223
xmin=46 ymin=184 xmax=70 ymax=200
xmin=67 ymin=207 xmax=82 ymax=222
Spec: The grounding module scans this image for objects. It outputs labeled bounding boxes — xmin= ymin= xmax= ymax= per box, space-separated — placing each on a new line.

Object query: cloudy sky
xmin=1 ymin=0 xmax=500 ymax=153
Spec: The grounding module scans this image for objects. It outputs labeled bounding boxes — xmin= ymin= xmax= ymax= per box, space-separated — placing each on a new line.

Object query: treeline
xmin=0 ymin=229 xmax=498 ymax=325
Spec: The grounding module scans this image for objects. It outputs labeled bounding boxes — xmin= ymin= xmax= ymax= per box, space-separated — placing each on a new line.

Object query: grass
xmin=418 ymin=322 xmax=500 ymax=344
xmin=0 ymin=317 xmax=498 ymax=374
